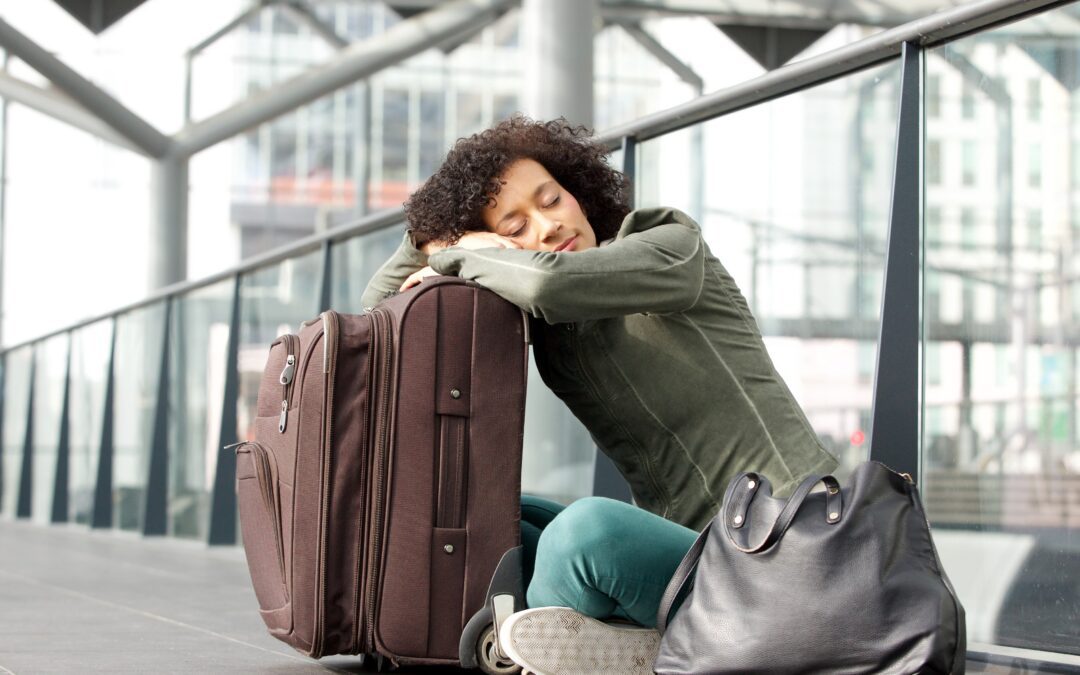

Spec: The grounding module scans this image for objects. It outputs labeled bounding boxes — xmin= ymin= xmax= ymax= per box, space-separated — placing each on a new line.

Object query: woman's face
xmin=481 ymin=158 xmax=597 ymax=252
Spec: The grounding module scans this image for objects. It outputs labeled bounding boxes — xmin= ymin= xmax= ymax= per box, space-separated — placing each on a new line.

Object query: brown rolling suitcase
xmin=233 ymin=277 xmax=529 ymax=667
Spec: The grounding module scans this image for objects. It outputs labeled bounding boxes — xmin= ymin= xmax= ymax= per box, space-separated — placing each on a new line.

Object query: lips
xmin=555 ymin=236 xmax=577 ymax=252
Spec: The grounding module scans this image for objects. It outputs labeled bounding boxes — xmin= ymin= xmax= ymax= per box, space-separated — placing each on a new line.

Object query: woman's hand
xmin=403 ymin=232 xmax=519 ymax=291
xmin=399 ymin=266 xmax=439 ymax=291
xmin=453 ymin=231 xmax=521 ymax=251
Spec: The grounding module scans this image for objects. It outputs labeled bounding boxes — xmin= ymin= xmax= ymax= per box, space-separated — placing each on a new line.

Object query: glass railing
xmin=2 ymin=0 xmax=1077 ymax=667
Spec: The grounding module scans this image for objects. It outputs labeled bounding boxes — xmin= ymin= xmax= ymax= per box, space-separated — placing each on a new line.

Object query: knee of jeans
xmin=535 ymin=497 xmax=627 ymax=562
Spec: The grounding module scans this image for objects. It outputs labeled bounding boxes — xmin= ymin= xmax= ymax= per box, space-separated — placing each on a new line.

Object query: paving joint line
xmin=0 ymin=569 xmax=349 ymax=673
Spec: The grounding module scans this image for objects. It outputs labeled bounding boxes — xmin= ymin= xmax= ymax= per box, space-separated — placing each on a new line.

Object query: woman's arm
xmin=360 ymin=232 xmax=430 ymax=310
xmin=427 ymin=207 xmax=706 ymax=324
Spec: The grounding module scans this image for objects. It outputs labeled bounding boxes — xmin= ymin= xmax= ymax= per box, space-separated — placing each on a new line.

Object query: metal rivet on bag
xmin=829 ymin=512 xmax=839 ymax=520
xmin=444 ymin=544 xmax=455 ymax=554
xmin=733 ymin=515 xmax=744 ymax=525
xmin=747 ymin=480 xmax=756 ymax=489
xmin=450 ymin=388 xmax=461 ymax=399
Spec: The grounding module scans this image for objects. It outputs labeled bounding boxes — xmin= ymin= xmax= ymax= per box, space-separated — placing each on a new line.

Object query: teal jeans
xmin=520 ymin=496 xmax=697 ymax=629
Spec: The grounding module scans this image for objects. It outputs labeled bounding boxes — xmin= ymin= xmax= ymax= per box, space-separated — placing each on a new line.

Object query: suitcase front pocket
xmin=236 ymin=443 xmax=291 ymax=628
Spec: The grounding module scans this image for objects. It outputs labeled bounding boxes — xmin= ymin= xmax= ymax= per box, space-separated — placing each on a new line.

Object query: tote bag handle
xmin=655 ymin=472 xmax=843 ymax=633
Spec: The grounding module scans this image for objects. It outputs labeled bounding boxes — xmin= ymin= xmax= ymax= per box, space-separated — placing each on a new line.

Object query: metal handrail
xmin=2 ymin=0 xmax=1072 ymax=355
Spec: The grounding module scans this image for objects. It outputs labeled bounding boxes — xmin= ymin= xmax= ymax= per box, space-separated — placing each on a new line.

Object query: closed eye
xmin=544 ymin=195 xmax=561 ymax=208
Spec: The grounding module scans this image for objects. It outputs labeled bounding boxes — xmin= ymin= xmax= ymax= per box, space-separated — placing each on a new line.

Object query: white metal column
xmin=521 ymin=0 xmax=597 ymax=126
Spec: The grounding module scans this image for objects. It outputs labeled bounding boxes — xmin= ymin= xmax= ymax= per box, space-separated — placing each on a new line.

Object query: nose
xmin=536 ymin=212 xmax=562 ymax=242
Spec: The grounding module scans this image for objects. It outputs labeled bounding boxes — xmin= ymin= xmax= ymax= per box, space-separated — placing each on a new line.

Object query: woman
xmin=361 ymin=116 xmax=836 ymax=674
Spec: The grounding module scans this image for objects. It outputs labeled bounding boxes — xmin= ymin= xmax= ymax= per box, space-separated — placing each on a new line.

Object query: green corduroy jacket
xmin=361 ymin=207 xmax=837 ymax=530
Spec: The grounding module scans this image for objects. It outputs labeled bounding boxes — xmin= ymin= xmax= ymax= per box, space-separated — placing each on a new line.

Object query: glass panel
xmin=31 ymin=335 xmax=69 ymax=525
xmin=1 ymin=347 xmax=33 ymax=518
xmin=923 ymin=6 xmax=1080 ymax=657
xmin=112 ymin=303 xmax=167 ymax=531
xmin=237 ymin=251 xmax=322 ymax=450
xmin=169 ymin=280 xmax=235 ymax=539
xmin=69 ymin=320 xmax=112 ymax=525
xmin=637 ymin=62 xmax=900 ymax=475
xmin=331 ymin=223 xmax=407 ymax=313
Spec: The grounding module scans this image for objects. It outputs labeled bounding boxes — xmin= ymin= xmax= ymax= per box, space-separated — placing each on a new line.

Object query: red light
xmin=850 ymin=430 xmax=865 ymax=446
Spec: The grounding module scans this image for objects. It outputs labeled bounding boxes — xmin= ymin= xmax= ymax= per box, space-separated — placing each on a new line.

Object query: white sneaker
xmin=497 ymin=607 xmax=660 ymax=675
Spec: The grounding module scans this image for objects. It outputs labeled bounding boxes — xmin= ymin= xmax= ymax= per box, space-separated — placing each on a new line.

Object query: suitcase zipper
xmin=360 ymin=307 xmax=395 ymax=654
xmin=313 ymin=311 xmax=340 ymax=657
xmin=278 ymin=334 xmax=299 ymax=433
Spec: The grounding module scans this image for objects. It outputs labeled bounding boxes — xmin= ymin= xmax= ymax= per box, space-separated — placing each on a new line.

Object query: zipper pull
xmin=279 ymin=354 xmax=296 ymax=385
xmin=278 ymin=400 xmax=288 ymax=433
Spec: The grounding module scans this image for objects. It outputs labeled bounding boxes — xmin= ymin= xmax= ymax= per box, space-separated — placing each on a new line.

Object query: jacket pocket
xmin=236 ymin=442 xmax=292 ymax=633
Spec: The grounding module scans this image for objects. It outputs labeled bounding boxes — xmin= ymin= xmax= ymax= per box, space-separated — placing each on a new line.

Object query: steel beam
xmin=187 ymin=1 xmax=268 ymax=57
xmin=611 ymin=20 xmax=703 ymax=89
xmin=0 ymin=71 xmax=146 ymax=155
xmin=280 ymin=1 xmax=350 ymax=49
xmin=174 ymin=0 xmax=511 ymax=157
xmin=868 ymin=42 xmax=922 ymax=481
xmin=595 ymin=0 xmax=1077 ymax=149
xmin=0 ymin=17 xmax=170 ymax=157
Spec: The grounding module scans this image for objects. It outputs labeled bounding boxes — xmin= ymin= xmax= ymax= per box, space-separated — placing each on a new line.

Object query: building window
xmin=857 ymin=342 xmax=875 ymax=385
xmin=927 ymin=74 xmax=941 ymax=118
xmin=927 ymin=343 xmax=942 ymax=386
xmin=961 ymin=82 xmax=975 ymax=119
xmin=926 ymin=206 xmax=942 ymax=245
xmin=927 ymin=140 xmax=942 ymax=186
xmin=382 ymin=88 xmax=409 ymax=183
xmin=1029 ymin=143 xmax=1042 ymax=189
xmin=1028 ymin=209 xmax=1042 ymax=249
xmin=1028 ymin=78 xmax=1041 ymax=122
xmin=960 ymin=208 xmax=976 ymax=249
xmin=419 ymin=90 xmax=446 ymax=180
xmin=494 ymin=94 xmax=518 ymax=123
xmin=961 ymin=141 xmax=976 ymax=186
xmin=456 ymin=91 xmax=484 ymax=139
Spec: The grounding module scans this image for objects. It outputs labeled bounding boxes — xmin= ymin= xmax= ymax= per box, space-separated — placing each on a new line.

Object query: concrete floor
xmin=0 ymin=520 xmax=467 ymax=674
xmin=2 ymin=519 xmax=1076 ymax=674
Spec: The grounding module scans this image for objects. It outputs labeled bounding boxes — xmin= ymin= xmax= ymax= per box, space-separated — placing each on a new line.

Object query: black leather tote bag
xmin=654 ymin=461 xmax=966 ymax=674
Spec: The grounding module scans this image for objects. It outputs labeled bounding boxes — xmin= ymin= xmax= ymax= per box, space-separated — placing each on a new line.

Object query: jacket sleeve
xmin=360 ymin=232 xmax=429 ymax=310
xmin=427 ymin=207 xmax=706 ymax=324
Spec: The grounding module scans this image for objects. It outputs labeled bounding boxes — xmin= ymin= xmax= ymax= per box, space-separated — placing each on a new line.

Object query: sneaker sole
xmin=499 ymin=607 xmax=660 ymax=675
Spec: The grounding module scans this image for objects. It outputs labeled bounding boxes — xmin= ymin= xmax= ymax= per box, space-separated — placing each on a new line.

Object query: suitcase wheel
xmin=460 ymin=605 xmax=520 ymax=674
xmin=475 ymin=620 xmax=521 ymax=675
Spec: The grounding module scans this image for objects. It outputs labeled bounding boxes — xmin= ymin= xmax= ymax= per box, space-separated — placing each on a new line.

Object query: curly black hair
xmin=404 ymin=115 xmax=631 ymax=245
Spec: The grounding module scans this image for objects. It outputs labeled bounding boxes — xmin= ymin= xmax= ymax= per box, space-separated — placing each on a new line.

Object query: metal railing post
xmin=208 ymin=275 xmax=242 ymax=545
xmin=590 ymin=136 xmax=637 ymax=503
xmin=50 ymin=333 xmax=72 ymax=523
xmin=143 ymin=298 xmax=172 ymax=535
xmin=91 ymin=319 xmax=118 ymax=528
xmin=319 ymin=239 xmax=333 ymax=313
xmin=16 ymin=349 xmax=34 ymax=518
xmin=868 ymin=41 xmax=923 ymax=481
